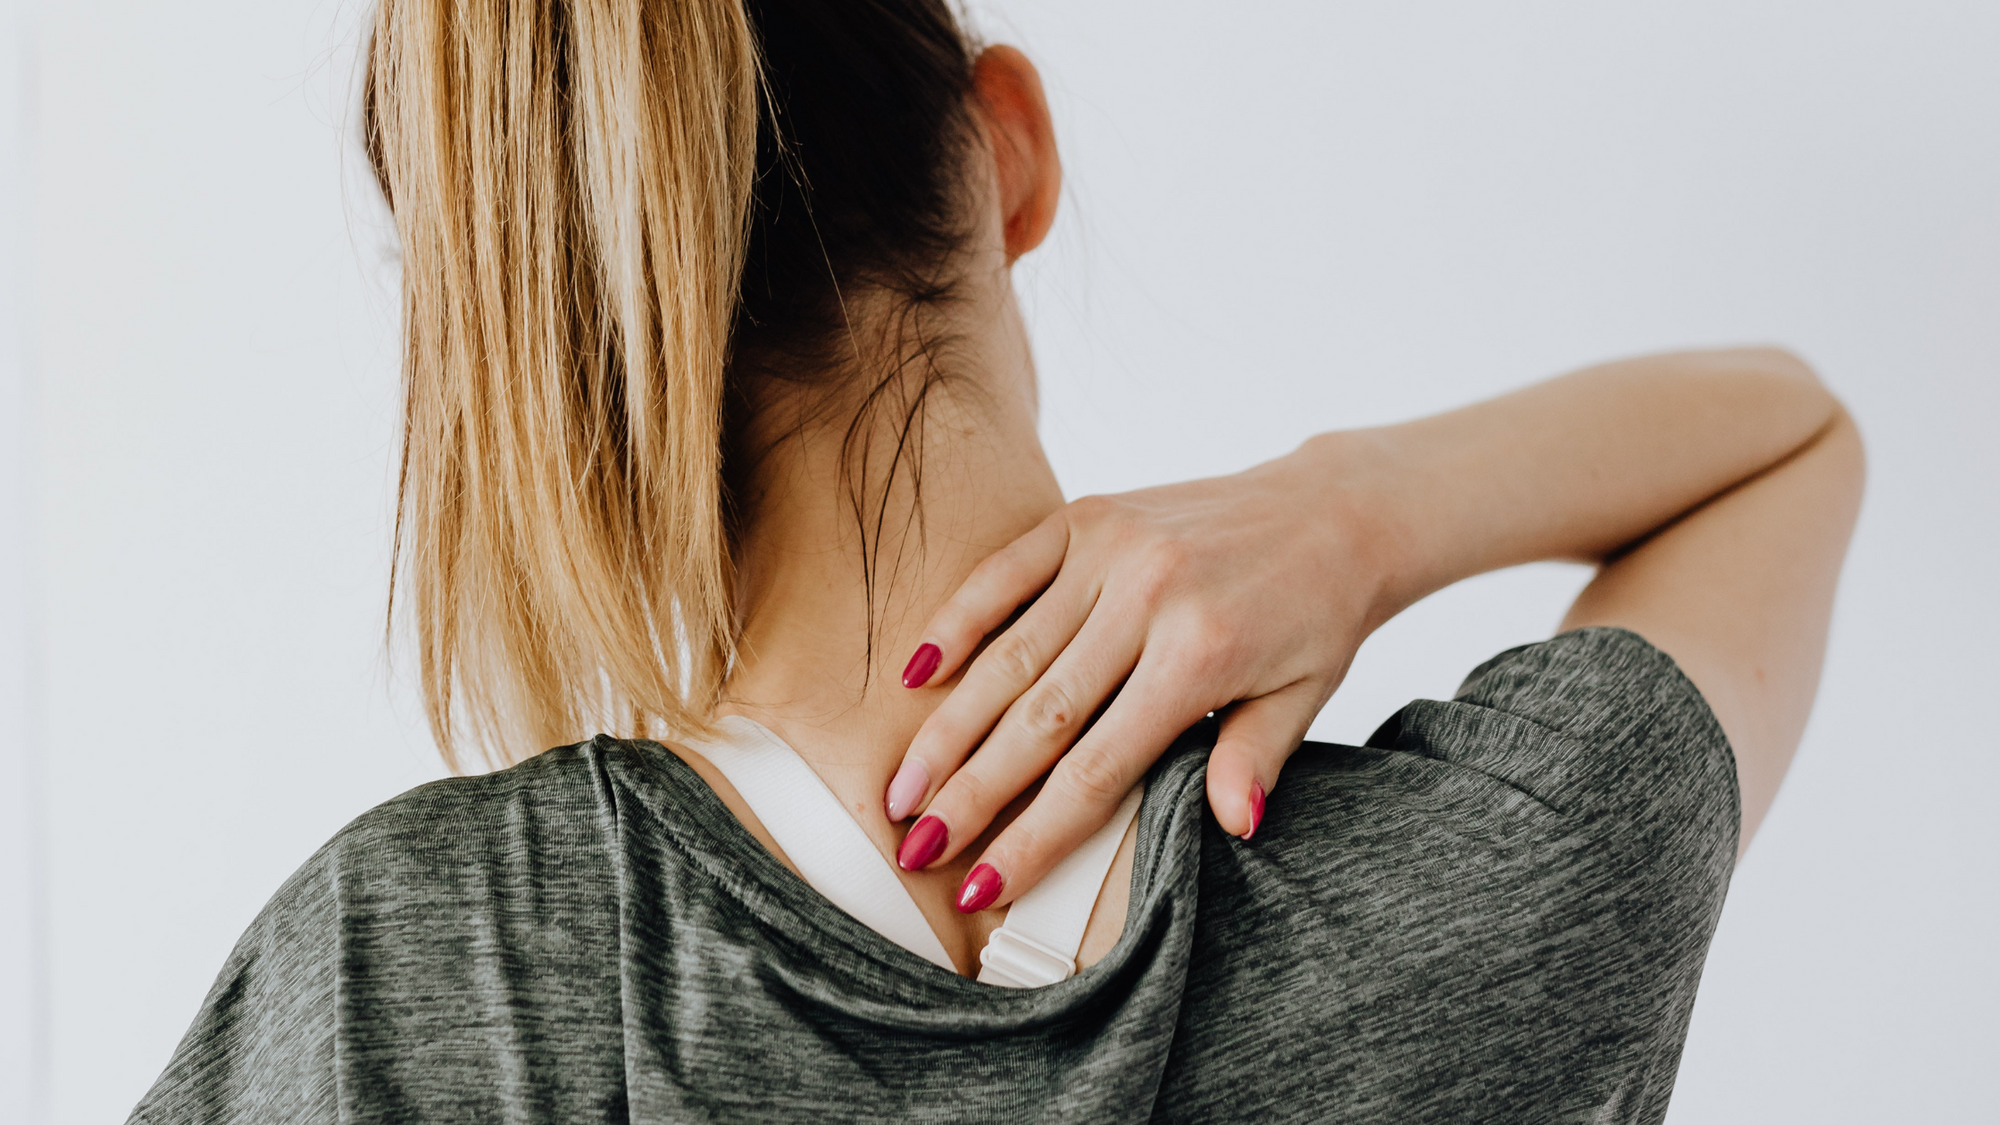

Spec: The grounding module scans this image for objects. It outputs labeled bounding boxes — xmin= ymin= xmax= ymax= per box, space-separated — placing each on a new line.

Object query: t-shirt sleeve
xmin=125 ymin=849 xmax=341 ymax=1124
xmin=1361 ymin=627 xmax=1741 ymax=1121
xmin=125 ymin=749 xmax=631 ymax=1124
xmin=1366 ymin=625 xmax=1741 ymax=854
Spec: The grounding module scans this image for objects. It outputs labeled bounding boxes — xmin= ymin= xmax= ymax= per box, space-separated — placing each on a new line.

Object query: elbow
xmin=1722 ymin=345 xmax=1836 ymax=405
xmin=1708 ymin=344 xmax=1851 ymax=438
xmin=1822 ymin=402 xmax=1869 ymax=509
xmin=1745 ymin=346 xmax=1866 ymax=504
xmin=1727 ymin=344 xmax=1820 ymax=385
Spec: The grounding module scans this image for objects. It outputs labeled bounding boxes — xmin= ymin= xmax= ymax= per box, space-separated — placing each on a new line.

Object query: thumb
xmin=1205 ymin=682 xmax=1322 ymax=839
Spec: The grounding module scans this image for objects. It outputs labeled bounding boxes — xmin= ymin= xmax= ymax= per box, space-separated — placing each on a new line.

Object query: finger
xmin=948 ymin=648 xmax=1226 ymax=910
xmin=898 ymin=511 xmax=1070 ymax=690
xmin=885 ymin=570 xmax=1101 ymax=822
xmin=895 ymin=600 xmax=1145 ymax=870
xmin=1204 ymin=682 xmax=1323 ymax=839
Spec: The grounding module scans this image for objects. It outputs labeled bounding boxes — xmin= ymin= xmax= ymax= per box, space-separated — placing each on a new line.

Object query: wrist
xmin=1267 ymin=430 xmax=1423 ymax=639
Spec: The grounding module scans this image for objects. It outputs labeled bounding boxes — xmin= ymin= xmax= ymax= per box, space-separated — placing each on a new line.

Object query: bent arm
xmin=1557 ymin=410 xmax=1863 ymax=855
xmin=1313 ymin=347 xmax=1863 ymax=854
xmin=903 ymin=347 xmax=1861 ymax=903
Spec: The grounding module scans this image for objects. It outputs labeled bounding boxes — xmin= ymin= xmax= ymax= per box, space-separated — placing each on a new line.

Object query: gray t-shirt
xmin=130 ymin=626 xmax=1738 ymax=1124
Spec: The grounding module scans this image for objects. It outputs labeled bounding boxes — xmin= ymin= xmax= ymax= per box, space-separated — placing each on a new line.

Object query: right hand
xmin=883 ymin=443 xmax=1397 ymax=911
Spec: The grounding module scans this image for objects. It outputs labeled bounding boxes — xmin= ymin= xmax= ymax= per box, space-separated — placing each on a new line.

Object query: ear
xmin=972 ymin=45 xmax=1061 ymax=263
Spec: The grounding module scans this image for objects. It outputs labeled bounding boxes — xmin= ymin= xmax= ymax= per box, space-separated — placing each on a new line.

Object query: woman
xmin=130 ymin=0 xmax=1862 ymax=1121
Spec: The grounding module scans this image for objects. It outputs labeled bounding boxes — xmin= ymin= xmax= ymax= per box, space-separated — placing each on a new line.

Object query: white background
xmin=1 ymin=1 xmax=1993 ymax=1121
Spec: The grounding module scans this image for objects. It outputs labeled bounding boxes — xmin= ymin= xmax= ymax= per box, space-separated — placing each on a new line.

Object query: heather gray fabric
xmin=129 ymin=626 xmax=1738 ymax=1124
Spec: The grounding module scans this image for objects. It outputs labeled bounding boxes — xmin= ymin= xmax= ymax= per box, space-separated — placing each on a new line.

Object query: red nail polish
xmin=1243 ymin=782 xmax=1266 ymax=840
xmin=898 ymin=815 xmax=948 ymax=871
xmin=901 ymin=643 xmax=942 ymax=689
xmin=957 ymin=863 xmax=1003 ymax=913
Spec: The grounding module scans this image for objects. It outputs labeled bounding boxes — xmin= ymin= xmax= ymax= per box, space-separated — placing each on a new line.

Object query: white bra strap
xmin=683 ymin=716 xmax=957 ymax=971
xmin=976 ymin=785 xmax=1144 ymax=989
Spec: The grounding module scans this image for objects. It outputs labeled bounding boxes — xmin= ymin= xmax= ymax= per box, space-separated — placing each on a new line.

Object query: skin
xmin=904 ymin=354 xmax=1864 ymax=913
xmin=666 ymin=45 xmax=1085 ymax=976
xmin=672 ymin=45 xmax=1865 ymax=975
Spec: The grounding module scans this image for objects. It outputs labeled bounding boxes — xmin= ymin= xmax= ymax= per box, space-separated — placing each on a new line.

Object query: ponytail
xmin=366 ymin=0 xmax=978 ymax=769
xmin=366 ymin=0 xmax=760 ymax=769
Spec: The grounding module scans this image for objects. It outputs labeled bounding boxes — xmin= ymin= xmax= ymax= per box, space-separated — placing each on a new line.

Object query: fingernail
xmin=957 ymin=863 xmax=1003 ymax=913
xmin=885 ymin=759 xmax=930 ymax=821
xmin=901 ymin=642 xmax=942 ymax=689
xmin=1243 ymin=782 xmax=1266 ymax=840
xmin=897 ymin=815 xmax=948 ymax=871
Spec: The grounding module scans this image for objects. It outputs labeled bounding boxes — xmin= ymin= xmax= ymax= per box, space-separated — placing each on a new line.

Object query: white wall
xmin=25 ymin=2 xmax=445 ymax=1121
xmin=2 ymin=3 xmax=42 ymax=1120
xmin=4 ymin=1 xmax=1993 ymax=1121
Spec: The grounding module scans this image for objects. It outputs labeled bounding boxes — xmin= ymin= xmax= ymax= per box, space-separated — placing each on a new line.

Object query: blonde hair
xmin=365 ymin=0 xmax=760 ymax=770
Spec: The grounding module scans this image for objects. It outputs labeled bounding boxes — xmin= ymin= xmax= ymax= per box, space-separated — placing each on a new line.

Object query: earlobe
xmin=972 ymin=45 xmax=1061 ymax=262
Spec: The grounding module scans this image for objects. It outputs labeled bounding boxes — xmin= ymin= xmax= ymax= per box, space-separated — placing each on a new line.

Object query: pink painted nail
xmin=957 ymin=863 xmax=1003 ymax=913
xmin=885 ymin=759 xmax=930 ymax=821
xmin=901 ymin=642 xmax=942 ymax=689
xmin=897 ymin=815 xmax=948 ymax=871
xmin=1243 ymin=782 xmax=1266 ymax=840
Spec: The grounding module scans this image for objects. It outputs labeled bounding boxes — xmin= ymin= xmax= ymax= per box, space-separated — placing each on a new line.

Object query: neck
xmin=717 ymin=287 xmax=1064 ymax=792
xmin=698 ymin=275 xmax=1085 ymax=978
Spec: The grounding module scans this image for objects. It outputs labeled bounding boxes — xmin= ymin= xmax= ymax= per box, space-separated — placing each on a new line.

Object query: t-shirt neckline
xmin=604 ymin=727 xmax=1212 ymax=1018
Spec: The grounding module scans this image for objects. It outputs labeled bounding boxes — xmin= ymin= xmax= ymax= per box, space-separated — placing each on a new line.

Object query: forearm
xmin=1287 ymin=348 xmax=1844 ymax=631
xmin=898 ymin=347 xmax=1859 ymax=871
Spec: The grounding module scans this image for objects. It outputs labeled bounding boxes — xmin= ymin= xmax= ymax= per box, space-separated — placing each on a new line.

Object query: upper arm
xmin=1559 ymin=371 xmax=1865 ymax=856
xmin=1387 ymin=627 xmax=1740 ymax=841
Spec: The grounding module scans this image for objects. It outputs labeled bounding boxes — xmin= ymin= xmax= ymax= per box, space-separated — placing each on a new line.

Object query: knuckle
xmin=1022 ymin=683 xmax=1079 ymax=741
xmin=978 ymin=546 xmax=1035 ymax=592
xmin=918 ymin=704 xmax=982 ymax=756
xmin=1067 ymin=494 xmax=1117 ymax=525
xmin=1176 ymin=646 xmax=1223 ymax=682
xmin=942 ymin=769 xmax=996 ymax=817
xmin=988 ymin=632 xmax=1044 ymax=686
xmin=1180 ymin=611 xmax=1242 ymax=672
xmin=1056 ymin=745 xmax=1129 ymax=808
xmin=1071 ymin=494 xmax=1144 ymax=545
xmin=1130 ymin=541 xmax=1187 ymax=603
xmin=990 ymin=551 xmax=1037 ymax=591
